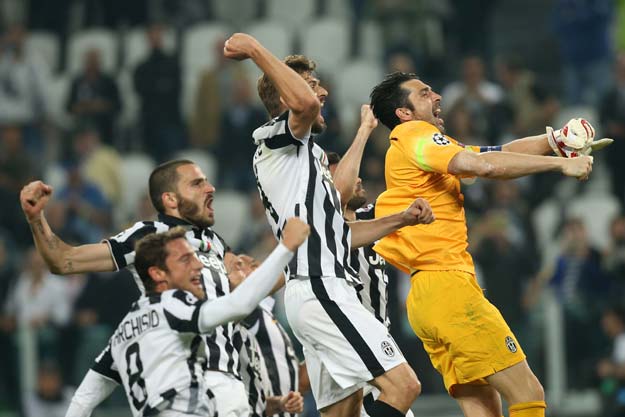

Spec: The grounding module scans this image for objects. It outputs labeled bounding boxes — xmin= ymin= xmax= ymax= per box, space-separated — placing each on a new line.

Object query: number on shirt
xmin=125 ymin=342 xmax=147 ymax=410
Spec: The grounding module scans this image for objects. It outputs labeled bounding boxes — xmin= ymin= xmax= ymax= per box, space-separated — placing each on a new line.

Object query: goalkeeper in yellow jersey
xmin=369 ymin=72 xmax=609 ymax=417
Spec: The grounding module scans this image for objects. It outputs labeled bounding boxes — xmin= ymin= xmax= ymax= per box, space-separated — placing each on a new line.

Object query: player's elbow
xmin=290 ymin=96 xmax=320 ymax=119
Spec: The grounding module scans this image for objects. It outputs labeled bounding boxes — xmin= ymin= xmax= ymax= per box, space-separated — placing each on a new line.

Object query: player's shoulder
xmin=390 ymin=120 xmax=440 ymax=141
xmin=355 ymin=203 xmax=375 ymax=220
xmin=252 ymin=111 xmax=290 ymax=142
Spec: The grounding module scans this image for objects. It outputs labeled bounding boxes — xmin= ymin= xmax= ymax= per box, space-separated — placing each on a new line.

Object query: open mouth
xmin=433 ymin=107 xmax=444 ymax=125
xmin=205 ymin=197 xmax=214 ymax=214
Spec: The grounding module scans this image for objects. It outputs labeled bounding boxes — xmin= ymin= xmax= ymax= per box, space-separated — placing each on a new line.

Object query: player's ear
xmin=395 ymin=107 xmax=412 ymax=122
xmin=162 ymin=192 xmax=177 ymax=210
xmin=148 ymin=266 xmax=167 ymax=285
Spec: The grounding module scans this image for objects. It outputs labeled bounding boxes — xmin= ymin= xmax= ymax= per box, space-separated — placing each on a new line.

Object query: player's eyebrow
xmin=419 ymin=86 xmax=431 ymax=94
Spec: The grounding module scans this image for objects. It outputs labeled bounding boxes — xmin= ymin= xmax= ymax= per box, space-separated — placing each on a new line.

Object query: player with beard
xmin=369 ymin=72 xmax=595 ymax=417
xmin=224 ymin=33 xmax=435 ymax=417
xmin=20 ymin=160 xmax=251 ymax=416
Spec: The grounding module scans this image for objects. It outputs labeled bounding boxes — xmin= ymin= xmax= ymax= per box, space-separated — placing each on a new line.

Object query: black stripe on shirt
xmin=106 ymin=222 xmax=157 ymax=269
xmin=309 ymin=279 xmax=385 ymax=378
xmin=305 ymin=144 xmax=322 ymax=276
xmin=91 ymin=344 xmax=122 ymax=384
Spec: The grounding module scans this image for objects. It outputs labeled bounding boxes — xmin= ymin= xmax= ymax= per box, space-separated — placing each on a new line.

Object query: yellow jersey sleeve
xmin=393 ymin=121 xmax=467 ymax=174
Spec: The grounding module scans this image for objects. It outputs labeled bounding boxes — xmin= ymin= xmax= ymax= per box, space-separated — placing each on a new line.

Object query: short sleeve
xmin=162 ymin=290 xmax=204 ymax=333
xmin=409 ymin=131 xmax=465 ymax=174
xmin=103 ymin=221 xmax=158 ymax=270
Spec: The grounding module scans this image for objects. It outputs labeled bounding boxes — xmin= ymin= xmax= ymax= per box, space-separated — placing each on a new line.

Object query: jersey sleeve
xmin=91 ymin=343 xmax=122 ymax=384
xmin=400 ymin=124 xmax=466 ymax=174
xmin=355 ymin=203 xmax=375 ymax=220
xmin=252 ymin=111 xmax=309 ymax=148
xmin=162 ymin=290 xmax=205 ymax=333
xmin=103 ymin=221 xmax=158 ymax=270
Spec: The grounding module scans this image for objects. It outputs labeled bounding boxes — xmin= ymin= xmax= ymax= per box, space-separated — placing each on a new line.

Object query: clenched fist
xmin=401 ymin=198 xmax=435 ymax=226
xmin=20 ymin=180 xmax=53 ymax=222
xmin=223 ymin=33 xmax=261 ymax=61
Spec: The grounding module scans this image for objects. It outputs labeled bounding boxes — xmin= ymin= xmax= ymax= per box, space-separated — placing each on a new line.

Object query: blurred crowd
xmin=1 ymin=0 xmax=625 ymax=416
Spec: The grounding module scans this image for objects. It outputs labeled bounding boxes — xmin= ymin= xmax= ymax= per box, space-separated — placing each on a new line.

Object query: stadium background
xmin=0 ymin=0 xmax=624 ymax=416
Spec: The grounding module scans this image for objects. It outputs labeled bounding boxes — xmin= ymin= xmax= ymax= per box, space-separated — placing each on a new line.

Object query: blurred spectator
xmin=0 ymin=125 xmax=38 ymax=247
xmin=0 ymin=24 xmax=50 ymax=155
xmin=599 ymin=52 xmax=625 ymax=203
xmin=216 ymin=73 xmax=266 ymax=191
xmin=441 ymin=55 xmax=503 ymax=141
xmin=24 ymin=361 xmax=72 ymax=417
xmin=470 ymin=181 xmax=538 ymax=335
xmin=191 ymin=38 xmax=246 ymax=148
xmin=133 ymin=23 xmax=186 ymax=163
xmin=0 ymin=231 xmax=20 ymax=414
xmin=72 ymin=126 xmax=122 ymax=205
xmin=238 ymin=191 xmax=274 ymax=255
xmin=385 ymin=49 xmax=419 ymax=74
xmin=552 ymin=0 xmax=614 ymax=106
xmin=56 ymin=164 xmax=112 ymax=243
xmin=604 ymin=215 xmax=625 ymax=285
xmin=525 ymin=218 xmax=613 ymax=388
xmin=597 ymin=305 xmax=625 ymax=417
xmin=66 ymin=48 xmax=121 ymax=145
xmin=4 ymin=248 xmax=71 ymax=360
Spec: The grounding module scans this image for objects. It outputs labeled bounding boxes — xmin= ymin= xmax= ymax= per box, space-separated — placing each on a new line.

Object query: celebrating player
xmin=20 ymin=160 xmax=250 ymax=416
xmin=64 ymin=219 xmax=309 ymax=417
xmin=224 ymin=33 xmax=434 ymax=417
xmin=369 ymin=72 xmax=596 ymax=417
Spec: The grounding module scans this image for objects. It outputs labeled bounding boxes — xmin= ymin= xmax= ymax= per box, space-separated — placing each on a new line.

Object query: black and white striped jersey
xmin=103 ymin=213 xmax=240 ymax=378
xmin=243 ymin=298 xmax=299 ymax=417
xmin=351 ymin=204 xmax=390 ymax=329
xmin=92 ymin=290 xmax=216 ymax=417
xmin=252 ymin=111 xmax=360 ymax=287
xmin=236 ymin=326 xmax=270 ymax=417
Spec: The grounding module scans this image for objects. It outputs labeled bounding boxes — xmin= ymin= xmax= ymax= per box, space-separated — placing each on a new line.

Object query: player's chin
xmin=311 ymin=119 xmax=327 ymax=135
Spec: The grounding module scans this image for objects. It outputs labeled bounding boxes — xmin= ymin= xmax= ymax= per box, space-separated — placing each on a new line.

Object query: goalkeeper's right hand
xmin=546 ymin=119 xmax=614 ymax=157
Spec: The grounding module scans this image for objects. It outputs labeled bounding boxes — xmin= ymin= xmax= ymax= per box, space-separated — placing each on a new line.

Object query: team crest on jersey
xmin=505 ymin=336 xmax=517 ymax=353
xmin=432 ymin=133 xmax=450 ymax=146
xmin=381 ymin=340 xmax=395 ymax=358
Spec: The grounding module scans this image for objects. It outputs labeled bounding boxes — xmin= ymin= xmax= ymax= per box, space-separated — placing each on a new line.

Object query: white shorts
xmin=204 ymin=371 xmax=249 ymax=417
xmin=285 ymin=277 xmax=406 ymax=409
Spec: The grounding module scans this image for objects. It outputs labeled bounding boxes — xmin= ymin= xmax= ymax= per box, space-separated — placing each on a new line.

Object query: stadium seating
xmin=301 ymin=18 xmax=351 ymax=78
xmin=359 ymin=20 xmax=384 ymax=62
xmin=173 ymin=149 xmax=218 ymax=185
xmin=182 ymin=22 xmax=232 ymax=76
xmin=67 ymin=28 xmax=118 ymax=75
xmin=266 ymin=0 xmax=316 ymax=31
xmin=335 ymin=59 xmax=384 ymax=131
xmin=211 ymin=190 xmax=249 ymax=248
xmin=25 ymin=31 xmax=60 ymax=72
xmin=119 ymin=153 xmax=156 ymax=222
xmin=46 ymin=74 xmax=73 ymax=128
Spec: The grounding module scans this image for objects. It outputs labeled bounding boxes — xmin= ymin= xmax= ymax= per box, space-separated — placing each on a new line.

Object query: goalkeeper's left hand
xmin=546 ymin=118 xmax=614 ymax=157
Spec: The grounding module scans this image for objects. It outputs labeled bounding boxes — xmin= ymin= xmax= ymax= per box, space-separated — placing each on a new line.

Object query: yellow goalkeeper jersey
xmin=374 ymin=120 xmax=480 ymax=275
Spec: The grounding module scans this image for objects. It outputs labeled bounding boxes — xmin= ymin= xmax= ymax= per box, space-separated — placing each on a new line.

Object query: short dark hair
xmin=326 ymin=151 xmax=340 ymax=166
xmin=370 ymin=72 xmax=419 ymax=130
xmin=148 ymin=159 xmax=194 ymax=213
xmin=134 ymin=226 xmax=188 ymax=292
xmin=258 ymin=55 xmax=317 ymax=118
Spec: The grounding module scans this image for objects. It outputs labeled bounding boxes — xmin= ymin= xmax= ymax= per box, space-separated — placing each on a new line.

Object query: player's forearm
xmin=249 ymin=44 xmax=319 ymax=116
xmin=65 ymin=370 xmax=118 ymax=417
xmin=265 ymin=396 xmax=283 ymax=415
xmin=28 ymin=214 xmax=74 ymax=274
xmin=477 ymin=151 xmax=564 ymax=179
xmin=349 ymin=214 xmax=404 ymax=249
xmin=198 ymin=244 xmax=293 ymax=332
xmin=502 ymin=134 xmax=552 ymax=155
xmin=332 ymin=126 xmax=370 ymax=206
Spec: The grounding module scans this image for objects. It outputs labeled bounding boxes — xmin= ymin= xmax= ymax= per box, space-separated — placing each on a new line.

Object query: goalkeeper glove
xmin=547 ymin=118 xmax=614 ymax=157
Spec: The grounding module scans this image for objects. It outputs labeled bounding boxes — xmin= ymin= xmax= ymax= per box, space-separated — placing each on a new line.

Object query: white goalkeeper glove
xmin=546 ymin=118 xmax=614 ymax=157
